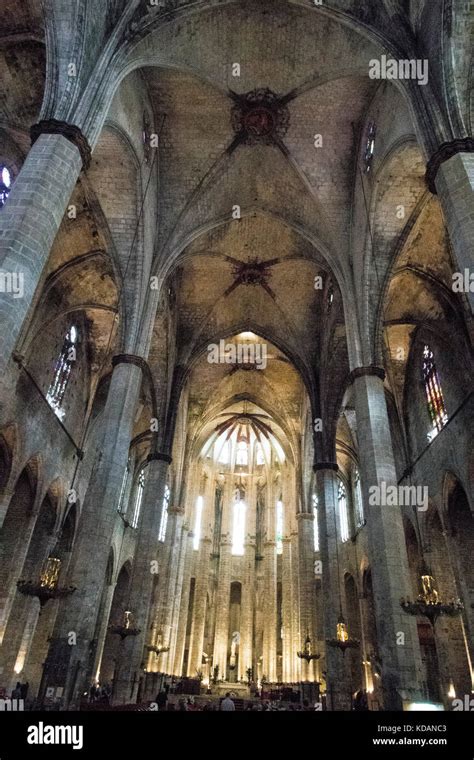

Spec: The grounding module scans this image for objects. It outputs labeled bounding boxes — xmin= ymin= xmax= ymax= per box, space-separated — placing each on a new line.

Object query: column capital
xmin=313 ymin=462 xmax=338 ymax=473
xmin=426 ymin=137 xmax=474 ymax=194
xmin=30 ymin=119 xmax=92 ymax=170
xmin=296 ymin=511 xmax=314 ymax=521
xmin=168 ymin=505 xmax=185 ymax=516
xmin=147 ymin=451 xmax=172 ymax=464
xmin=348 ymin=365 xmax=385 ymax=384
xmin=112 ymin=353 xmax=148 ymax=373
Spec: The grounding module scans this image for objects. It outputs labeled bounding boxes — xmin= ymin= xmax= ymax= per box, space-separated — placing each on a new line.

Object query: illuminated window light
xmin=232 ymin=500 xmax=246 ymax=556
xmin=338 ymin=480 xmax=349 ymax=542
xmin=159 ymin=485 xmax=170 ymax=542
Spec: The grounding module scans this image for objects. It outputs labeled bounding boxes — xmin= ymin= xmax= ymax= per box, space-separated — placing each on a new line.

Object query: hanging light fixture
xmin=17 ymin=557 xmax=76 ymax=608
xmin=146 ymin=630 xmax=169 ymax=656
xmin=325 ymin=481 xmax=359 ymax=656
xmin=297 ymin=633 xmax=321 ymax=663
xmin=400 ymin=563 xmax=463 ymax=626
xmin=326 ymin=612 xmax=360 ymax=655
xmin=109 ymin=609 xmax=141 ymax=640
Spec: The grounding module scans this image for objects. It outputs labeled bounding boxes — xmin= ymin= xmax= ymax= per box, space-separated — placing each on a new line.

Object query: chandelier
xmin=146 ymin=631 xmax=169 ymax=656
xmin=109 ymin=610 xmax=141 ymax=640
xmin=297 ymin=634 xmax=321 ymax=663
xmin=400 ymin=567 xmax=463 ymax=626
xmin=326 ymin=613 xmax=360 ymax=655
xmin=17 ymin=557 xmax=76 ymax=608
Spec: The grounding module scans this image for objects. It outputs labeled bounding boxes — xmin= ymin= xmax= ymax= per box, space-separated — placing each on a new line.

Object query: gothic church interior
xmin=0 ymin=0 xmax=472 ymax=712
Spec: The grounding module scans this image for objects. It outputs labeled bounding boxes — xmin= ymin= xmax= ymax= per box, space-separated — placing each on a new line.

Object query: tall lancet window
xmin=353 ymin=469 xmax=364 ymax=527
xmin=338 ymin=480 xmax=349 ymax=543
xmin=236 ymin=440 xmax=248 ymax=466
xmin=46 ymin=326 xmax=78 ymax=420
xmin=364 ymin=121 xmax=377 ymax=173
xmin=232 ymin=494 xmax=246 ymax=556
xmin=159 ymin=484 xmax=170 ymax=542
xmin=193 ymin=495 xmax=203 ymax=550
xmin=312 ymin=493 xmax=319 ymax=551
xmin=422 ymin=344 xmax=448 ymax=441
xmin=276 ymin=500 xmax=284 ymax=554
xmin=0 ymin=165 xmax=11 ymax=208
xmin=117 ymin=462 xmax=130 ymax=514
xmin=131 ymin=468 xmax=146 ymax=529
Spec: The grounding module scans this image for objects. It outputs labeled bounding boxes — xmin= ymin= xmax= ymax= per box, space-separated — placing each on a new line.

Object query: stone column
xmin=296 ymin=511 xmax=318 ymax=683
xmin=0 ymin=130 xmax=87 ymax=378
xmin=40 ymin=355 xmax=144 ymax=707
xmin=290 ymin=528 xmax=300 ymax=683
xmin=212 ymin=478 xmax=233 ymax=681
xmin=172 ymin=529 xmax=195 ymax=677
xmin=113 ymin=454 xmax=170 ymax=703
xmin=426 ymin=142 xmax=474 ymax=312
xmin=262 ymin=540 xmax=277 ymax=683
xmin=0 ymin=486 xmax=16 ymax=530
xmin=351 ymin=367 xmax=423 ymax=709
xmin=262 ymin=480 xmax=277 ymax=684
xmin=167 ymin=523 xmax=191 ymax=673
xmin=91 ymin=580 xmax=116 ymax=686
xmin=315 ymin=465 xmax=352 ymax=710
xmin=187 ymin=471 xmax=214 ymax=676
xmin=187 ymin=537 xmax=212 ymax=677
xmin=281 ymin=537 xmax=294 ymax=683
xmin=239 ymin=477 xmax=256 ymax=682
xmin=151 ymin=505 xmax=185 ymax=675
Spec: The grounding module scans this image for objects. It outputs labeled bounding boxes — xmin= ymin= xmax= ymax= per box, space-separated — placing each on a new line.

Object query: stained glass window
xmin=232 ymin=498 xmax=246 ymax=555
xmin=46 ymin=326 xmax=78 ymax=420
xmin=0 ymin=165 xmax=11 ymax=208
xmin=159 ymin=484 xmax=170 ymax=542
xmin=423 ymin=344 xmax=448 ymax=441
xmin=364 ymin=122 xmax=377 ymax=173
xmin=276 ymin=500 xmax=283 ymax=554
xmin=131 ymin=468 xmax=146 ymax=529
xmin=354 ymin=469 xmax=364 ymax=527
xmin=338 ymin=480 xmax=349 ymax=542
xmin=312 ymin=493 xmax=319 ymax=551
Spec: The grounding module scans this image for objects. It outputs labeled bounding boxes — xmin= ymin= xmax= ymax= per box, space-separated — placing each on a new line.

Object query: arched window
xmin=193 ymin=495 xmax=203 ymax=550
xmin=256 ymin=444 xmax=265 ymax=467
xmin=159 ymin=484 xmax=170 ymax=542
xmin=353 ymin=469 xmax=364 ymax=527
xmin=422 ymin=344 xmax=448 ymax=441
xmin=117 ymin=462 xmax=130 ymax=514
xmin=46 ymin=326 xmax=78 ymax=420
xmin=236 ymin=440 xmax=248 ymax=466
xmin=0 ymin=165 xmax=11 ymax=208
xmin=276 ymin=500 xmax=284 ymax=554
xmin=232 ymin=498 xmax=246 ymax=555
xmin=131 ymin=468 xmax=146 ymax=529
xmin=312 ymin=493 xmax=319 ymax=551
xmin=364 ymin=121 xmax=377 ymax=173
xmin=338 ymin=480 xmax=349 ymax=542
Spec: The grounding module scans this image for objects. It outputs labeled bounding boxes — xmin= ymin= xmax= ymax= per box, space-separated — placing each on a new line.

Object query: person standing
xmin=220 ymin=692 xmax=235 ymax=711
